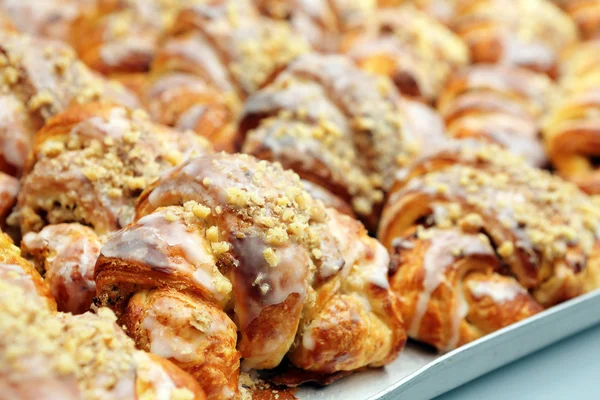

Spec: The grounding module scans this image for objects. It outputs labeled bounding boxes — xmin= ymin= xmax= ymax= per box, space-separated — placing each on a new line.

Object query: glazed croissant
xmin=94 ymin=152 xmax=406 ymax=399
xmin=544 ymin=40 xmax=600 ymax=193
xmin=0 ymin=242 xmax=206 ymax=400
xmin=552 ymin=0 xmax=600 ymax=39
xmin=451 ymin=0 xmax=578 ymax=78
xmin=143 ymin=0 xmax=309 ymax=151
xmin=378 ymin=141 xmax=600 ymax=350
xmin=256 ymin=0 xmax=375 ymax=52
xmin=0 ymin=31 xmax=138 ymax=177
xmin=240 ymin=53 xmax=446 ymax=227
xmin=258 ymin=1 xmax=468 ymax=102
xmin=69 ymin=0 xmax=200 ymax=93
xmin=437 ymin=64 xmax=556 ymax=167
xmin=388 ymin=227 xmax=543 ymax=351
xmin=17 ymin=102 xmax=211 ymax=314
xmin=341 ymin=5 xmax=469 ymax=102
xmin=0 ymin=0 xmax=93 ymax=42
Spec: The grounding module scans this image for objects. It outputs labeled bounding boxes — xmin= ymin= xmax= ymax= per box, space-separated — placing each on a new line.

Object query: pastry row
xmin=0 ymin=1 xmax=599 ymax=399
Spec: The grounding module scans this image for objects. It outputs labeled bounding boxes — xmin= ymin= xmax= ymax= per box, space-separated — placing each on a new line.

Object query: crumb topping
xmin=397 ymin=144 xmax=600 ymax=265
xmin=19 ymin=105 xmax=211 ymax=234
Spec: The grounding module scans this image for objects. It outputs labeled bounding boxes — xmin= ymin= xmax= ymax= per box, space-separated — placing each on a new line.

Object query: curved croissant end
xmin=438 ymin=65 xmax=555 ymax=167
xmin=388 ymin=227 xmax=542 ymax=351
xmin=342 ymin=5 xmax=469 ymax=102
xmin=380 ymin=142 xmax=600 ymax=311
xmin=451 ymin=0 xmax=577 ymax=78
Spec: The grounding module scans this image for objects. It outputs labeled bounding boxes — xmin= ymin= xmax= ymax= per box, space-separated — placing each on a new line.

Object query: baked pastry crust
xmin=378 ymin=141 xmax=600 ymax=349
xmin=95 ymin=152 xmax=405 ymax=399
xmin=545 ymin=41 xmax=600 ymax=193
xmin=451 ymin=0 xmax=578 ymax=78
xmin=438 ymin=64 xmax=556 ymax=167
xmin=240 ymin=53 xmax=446 ymax=227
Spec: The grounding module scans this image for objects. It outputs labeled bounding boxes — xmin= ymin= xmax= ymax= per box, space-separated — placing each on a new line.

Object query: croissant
xmin=543 ymin=41 xmax=600 ymax=193
xmin=256 ymin=0 xmax=375 ymax=52
xmin=451 ymin=0 xmax=578 ymax=78
xmin=388 ymin=227 xmax=543 ymax=351
xmin=0 ymin=276 xmax=206 ymax=399
xmin=240 ymin=53 xmax=446 ymax=227
xmin=0 ymin=0 xmax=93 ymax=42
xmin=378 ymin=141 xmax=600 ymax=350
xmin=68 ymin=0 xmax=195 ymax=90
xmin=142 ymin=0 xmax=309 ymax=152
xmin=552 ymin=0 xmax=600 ymax=39
xmin=17 ymin=102 xmax=211 ymax=313
xmin=437 ymin=65 xmax=556 ymax=166
xmin=341 ymin=5 xmax=469 ymax=102
xmin=0 ymin=31 xmax=138 ymax=177
xmin=94 ymin=152 xmax=406 ymax=399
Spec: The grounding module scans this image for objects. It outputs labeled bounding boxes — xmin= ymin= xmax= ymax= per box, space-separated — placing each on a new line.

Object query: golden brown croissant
xmin=341 ymin=5 xmax=469 ymax=102
xmin=378 ymin=141 xmax=600 ymax=349
xmin=256 ymin=0 xmax=375 ymax=52
xmin=451 ymin=0 xmax=578 ymax=78
xmin=16 ymin=102 xmax=211 ymax=313
xmin=240 ymin=53 xmax=446 ymax=227
xmin=0 ymin=31 xmax=138 ymax=177
xmin=143 ymin=0 xmax=309 ymax=152
xmin=438 ymin=65 xmax=556 ymax=166
xmin=94 ymin=152 xmax=406 ymax=399
xmin=544 ymin=40 xmax=600 ymax=193
xmin=69 ymin=0 xmax=199 ymax=85
xmin=552 ymin=0 xmax=600 ymax=39
xmin=0 ymin=278 xmax=206 ymax=399
xmin=0 ymin=0 xmax=94 ymax=41
xmin=388 ymin=227 xmax=543 ymax=351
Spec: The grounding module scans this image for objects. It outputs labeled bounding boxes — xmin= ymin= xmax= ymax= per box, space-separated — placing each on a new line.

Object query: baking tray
xmin=297 ymin=289 xmax=600 ymax=400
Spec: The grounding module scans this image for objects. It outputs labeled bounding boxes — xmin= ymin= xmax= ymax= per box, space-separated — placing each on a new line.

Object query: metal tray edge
xmin=371 ymin=289 xmax=600 ymax=400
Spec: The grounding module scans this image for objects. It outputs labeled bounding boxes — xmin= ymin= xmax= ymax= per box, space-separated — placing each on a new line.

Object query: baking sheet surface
xmin=296 ymin=290 xmax=600 ymax=400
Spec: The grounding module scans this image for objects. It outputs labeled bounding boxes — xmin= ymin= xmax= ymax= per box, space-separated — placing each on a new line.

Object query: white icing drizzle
xmin=147 ymin=73 xmax=210 ymax=101
xmin=233 ymin=237 xmax=309 ymax=330
xmin=0 ymin=172 xmax=19 ymax=201
xmin=22 ymin=224 xmax=100 ymax=314
xmin=366 ymin=241 xmax=392 ymax=290
xmin=0 ymin=96 xmax=30 ymax=170
xmin=408 ymin=229 xmax=494 ymax=338
xmin=134 ymin=352 xmax=178 ymax=400
xmin=143 ymin=315 xmax=198 ymax=363
xmin=141 ymin=295 xmax=230 ymax=366
xmin=0 ymin=263 xmax=37 ymax=297
xmin=501 ymin=33 xmax=555 ymax=71
xmin=99 ymin=37 xmax=155 ymax=67
xmin=176 ymin=104 xmax=207 ymax=131
xmin=84 ymin=107 xmax=131 ymax=138
xmin=446 ymin=279 xmax=468 ymax=351
xmin=468 ymin=279 xmax=526 ymax=303
xmin=302 ymin=327 xmax=316 ymax=350
xmin=162 ymin=35 xmax=232 ymax=91
xmin=101 ymin=210 xmax=230 ymax=303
